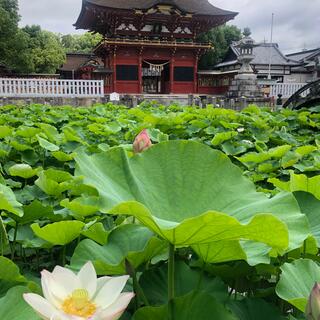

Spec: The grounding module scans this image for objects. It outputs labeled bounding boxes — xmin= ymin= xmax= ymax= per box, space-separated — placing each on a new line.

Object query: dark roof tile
xmin=85 ymin=0 xmax=237 ymax=16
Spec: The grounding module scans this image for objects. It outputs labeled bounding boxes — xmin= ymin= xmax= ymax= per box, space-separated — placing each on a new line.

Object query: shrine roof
xmin=75 ymin=0 xmax=237 ymax=30
xmin=84 ymin=0 xmax=236 ymax=16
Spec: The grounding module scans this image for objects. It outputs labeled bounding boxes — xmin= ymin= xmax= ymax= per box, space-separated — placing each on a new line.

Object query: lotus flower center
xmin=62 ymin=289 xmax=96 ymax=318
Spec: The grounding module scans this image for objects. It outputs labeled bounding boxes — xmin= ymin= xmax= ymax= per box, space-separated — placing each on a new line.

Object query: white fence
xmin=270 ymin=83 xmax=309 ymax=98
xmin=0 ymin=78 xmax=104 ymax=98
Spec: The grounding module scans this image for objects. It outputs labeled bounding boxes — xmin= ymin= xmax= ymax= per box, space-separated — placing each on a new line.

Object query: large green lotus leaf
xmin=276 ymin=259 xmax=320 ymax=311
xmin=0 ymin=125 xmax=12 ymax=139
xmin=295 ymin=145 xmax=317 ymax=156
xmin=281 ymin=151 xmax=301 ymax=169
xmin=193 ymin=240 xmax=271 ymax=266
xmin=35 ymin=170 xmax=71 ymax=196
xmin=0 ymin=184 xmax=23 ymax=216
xmin=228 ymin=298 xmax=286 ymax=320
xmin=63 ymin=127 xmax=88 ymax=145
xmin=8 ymin=225 xmax=52 ymax=249
xmin=8 ymin=164 xmax=38 ymax=179
xmin=10 ymin=140 xmax=33 ymax=151
xmin=0 ymin=257 xmax=27 ymax=295
xmin=211 ymin=131 xmax=238 ymax=146
xmin=44 ymin=168 xmax=73 ymax=183
xmin=31 ymin=221 xmax=85 ymax=245
xmin=132 ymin=291 xmax=236 ymax=320
xmin=236 ymin=152 xmax=271 ymax=164
xmin=236 ymin=145 xmax=291 ymax=166
xmin=60 ymin=196 xmax=100 ymax=217
xmin=17 ymin=200 xmax=54 ymax=225
xmin=0 ymin=286 xmax=40 ymax=320
xmin=81 ymin=222 xmax=109 ymax=245
xmin=16 ymin=126 xmax=40 ymax=138
xmin=139 ymin=261 xmax=229 ymax=306
xmin=51 ymin=151 xmax=74 ymax=162
xmin=37 ymin=135 xmax=60 ymax=151
xmin=294 ymin=192 xmax=320 ymax=246
xmin=269 ymin=171 xmax=320 ymax=200
xmin=71 ymin=224 xmax=166 ymax=275
xmin=37 ymin=123 xmax=61 ymax=144
xmin=268 ymin=145 xmax=292 ymax=158
xmin=75 ymin=141 xmax=307 ymax=249
xmin=221 ymin=141 xmax=247 ymax=156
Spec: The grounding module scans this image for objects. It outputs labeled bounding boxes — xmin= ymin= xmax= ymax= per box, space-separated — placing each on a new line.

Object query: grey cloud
xmin=213 ymin=0 xmax=320 ymax=53
xmin=18 ymin=0 xmax=320 ymax=52
xmin=19 ymin=0 xmax=83 ymax=34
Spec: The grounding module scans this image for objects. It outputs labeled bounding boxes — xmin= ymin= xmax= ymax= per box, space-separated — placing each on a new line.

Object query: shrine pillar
xmin=113 ymin=49 xmax=117 ymax=92
xmin=138 ymin=49 xmax=143 ymax=94
xmin=194 ymin=55 xmax=199 ymax=93
xmin=170 ymin=56 xmax=175 ymax=94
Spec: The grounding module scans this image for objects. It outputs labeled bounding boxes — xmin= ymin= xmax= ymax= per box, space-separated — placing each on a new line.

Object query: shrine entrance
xmin=142 ymin=60 xmax=170 ymax=94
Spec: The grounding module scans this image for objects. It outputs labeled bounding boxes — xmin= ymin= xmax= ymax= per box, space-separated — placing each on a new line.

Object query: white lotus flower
xmin=23 ymin=261 xmax=134 ymax=320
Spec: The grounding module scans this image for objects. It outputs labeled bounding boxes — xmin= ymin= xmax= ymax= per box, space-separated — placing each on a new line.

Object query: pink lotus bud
xmin=133 ymin=129 xmax=152 ymax=154
xmin=306 ymin=283 xmax=320 ymax=320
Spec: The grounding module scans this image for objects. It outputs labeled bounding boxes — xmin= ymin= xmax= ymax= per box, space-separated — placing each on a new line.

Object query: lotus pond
xmin=1 ymin=102 xmax=320 ymax=319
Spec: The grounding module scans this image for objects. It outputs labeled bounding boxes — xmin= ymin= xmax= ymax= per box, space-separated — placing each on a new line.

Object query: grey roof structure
xmin=287 ymin=48 xmax=320 ymax=62
xmin=216 ymin=43 xmax=299 ymax=68
xmin=287 ymin=48 xmax=320 ymax=75
xmin=83 ymin=0 xmax=237 ymax=16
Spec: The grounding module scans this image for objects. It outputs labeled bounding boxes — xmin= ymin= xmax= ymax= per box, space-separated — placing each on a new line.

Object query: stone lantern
xmin=228 ymin=29 xmax=263 ymax=99
xmin=236 ymin=33 xmax=257 ymax=74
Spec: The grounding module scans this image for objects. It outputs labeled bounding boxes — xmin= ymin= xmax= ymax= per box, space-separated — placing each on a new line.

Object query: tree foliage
xmin=22 ymin=25 xmax=66 ymax=74
xmin=0 ymin=0 xmax=66 ymax=74
xmin=198 ymin=25 xmax=242 ymax=69
xmin=61 ymin=33 xmax=103 ymax=54
xmin=0 ymin=0 xmax=32 ymax=73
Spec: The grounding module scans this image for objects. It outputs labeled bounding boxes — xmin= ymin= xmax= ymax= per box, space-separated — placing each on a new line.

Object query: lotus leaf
xmin=75 ymin=141 xmax=308 ymax=249
xmin=71 ymin=224 xmax=166 ymax=275
xmin=269 ymin=171 xmax=320 ymax=199
xmin=31 ymin=221 xmax=85 ymax=245
xmin=0 ymin=286 xmax=40 ymax=320
xmin=276 ymin=259 xmax=320 ymax=312
xmin=132 ymin=291 xmax=236 ymax=320
xmin=0 ymin=184 xmax=23 ymax=216
xmin=8 ymin=164 xmax=38 ymax=179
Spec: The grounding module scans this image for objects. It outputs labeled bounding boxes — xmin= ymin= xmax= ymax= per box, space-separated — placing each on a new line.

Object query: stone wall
xmin=0 ymin=95 xmax=272 ymax=110
xmin=0 ymin=96 xmax=107 ymax=107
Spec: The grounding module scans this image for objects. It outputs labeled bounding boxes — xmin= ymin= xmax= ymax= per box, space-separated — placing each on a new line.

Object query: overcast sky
xmin=18 ymin=0 xmax=320 ymax=54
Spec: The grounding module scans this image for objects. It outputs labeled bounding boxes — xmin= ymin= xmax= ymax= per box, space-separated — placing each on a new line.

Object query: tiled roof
xmin=85 ymin=0 xmax=237 ymax=16
xmin=59 ymin=53 xmax=103 ymax=71
xmin=287 ymin=48 xmax=320 ymax=62
xmin=216 ymin=42 xmax=299 ymax=68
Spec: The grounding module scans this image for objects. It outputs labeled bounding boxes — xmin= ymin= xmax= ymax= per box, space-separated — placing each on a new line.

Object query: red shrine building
xmin=74 ymin=0 xmax=237 ymax=95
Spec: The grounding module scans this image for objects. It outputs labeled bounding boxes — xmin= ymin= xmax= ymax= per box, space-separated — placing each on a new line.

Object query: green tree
xmin=198 ymin=25 xmax=242 ymax=69
xmin=0 ymin=0 xmax=32 ymax=73
xmin=0 ymin=1 xmax=65 ymax=74
xmin=61 ymin=32 xmax=102 ymax=53
xmin=22 ymin=25 xmax=66 ymax=74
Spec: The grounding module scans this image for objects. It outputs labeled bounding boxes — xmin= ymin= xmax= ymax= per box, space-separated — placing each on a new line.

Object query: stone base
xmin=228 ymin=73 xmax=263 ymax=99
xmin=0 ymin=96 xmax=108 ymax=107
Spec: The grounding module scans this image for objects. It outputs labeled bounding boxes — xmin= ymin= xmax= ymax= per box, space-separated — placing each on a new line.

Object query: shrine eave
xmin=74 ymin=0 xmax=238 ymax=30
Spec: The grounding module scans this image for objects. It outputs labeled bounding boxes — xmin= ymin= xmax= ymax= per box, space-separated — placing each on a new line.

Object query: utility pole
xmin=267 ymin=13 xmax=274 ymax=80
